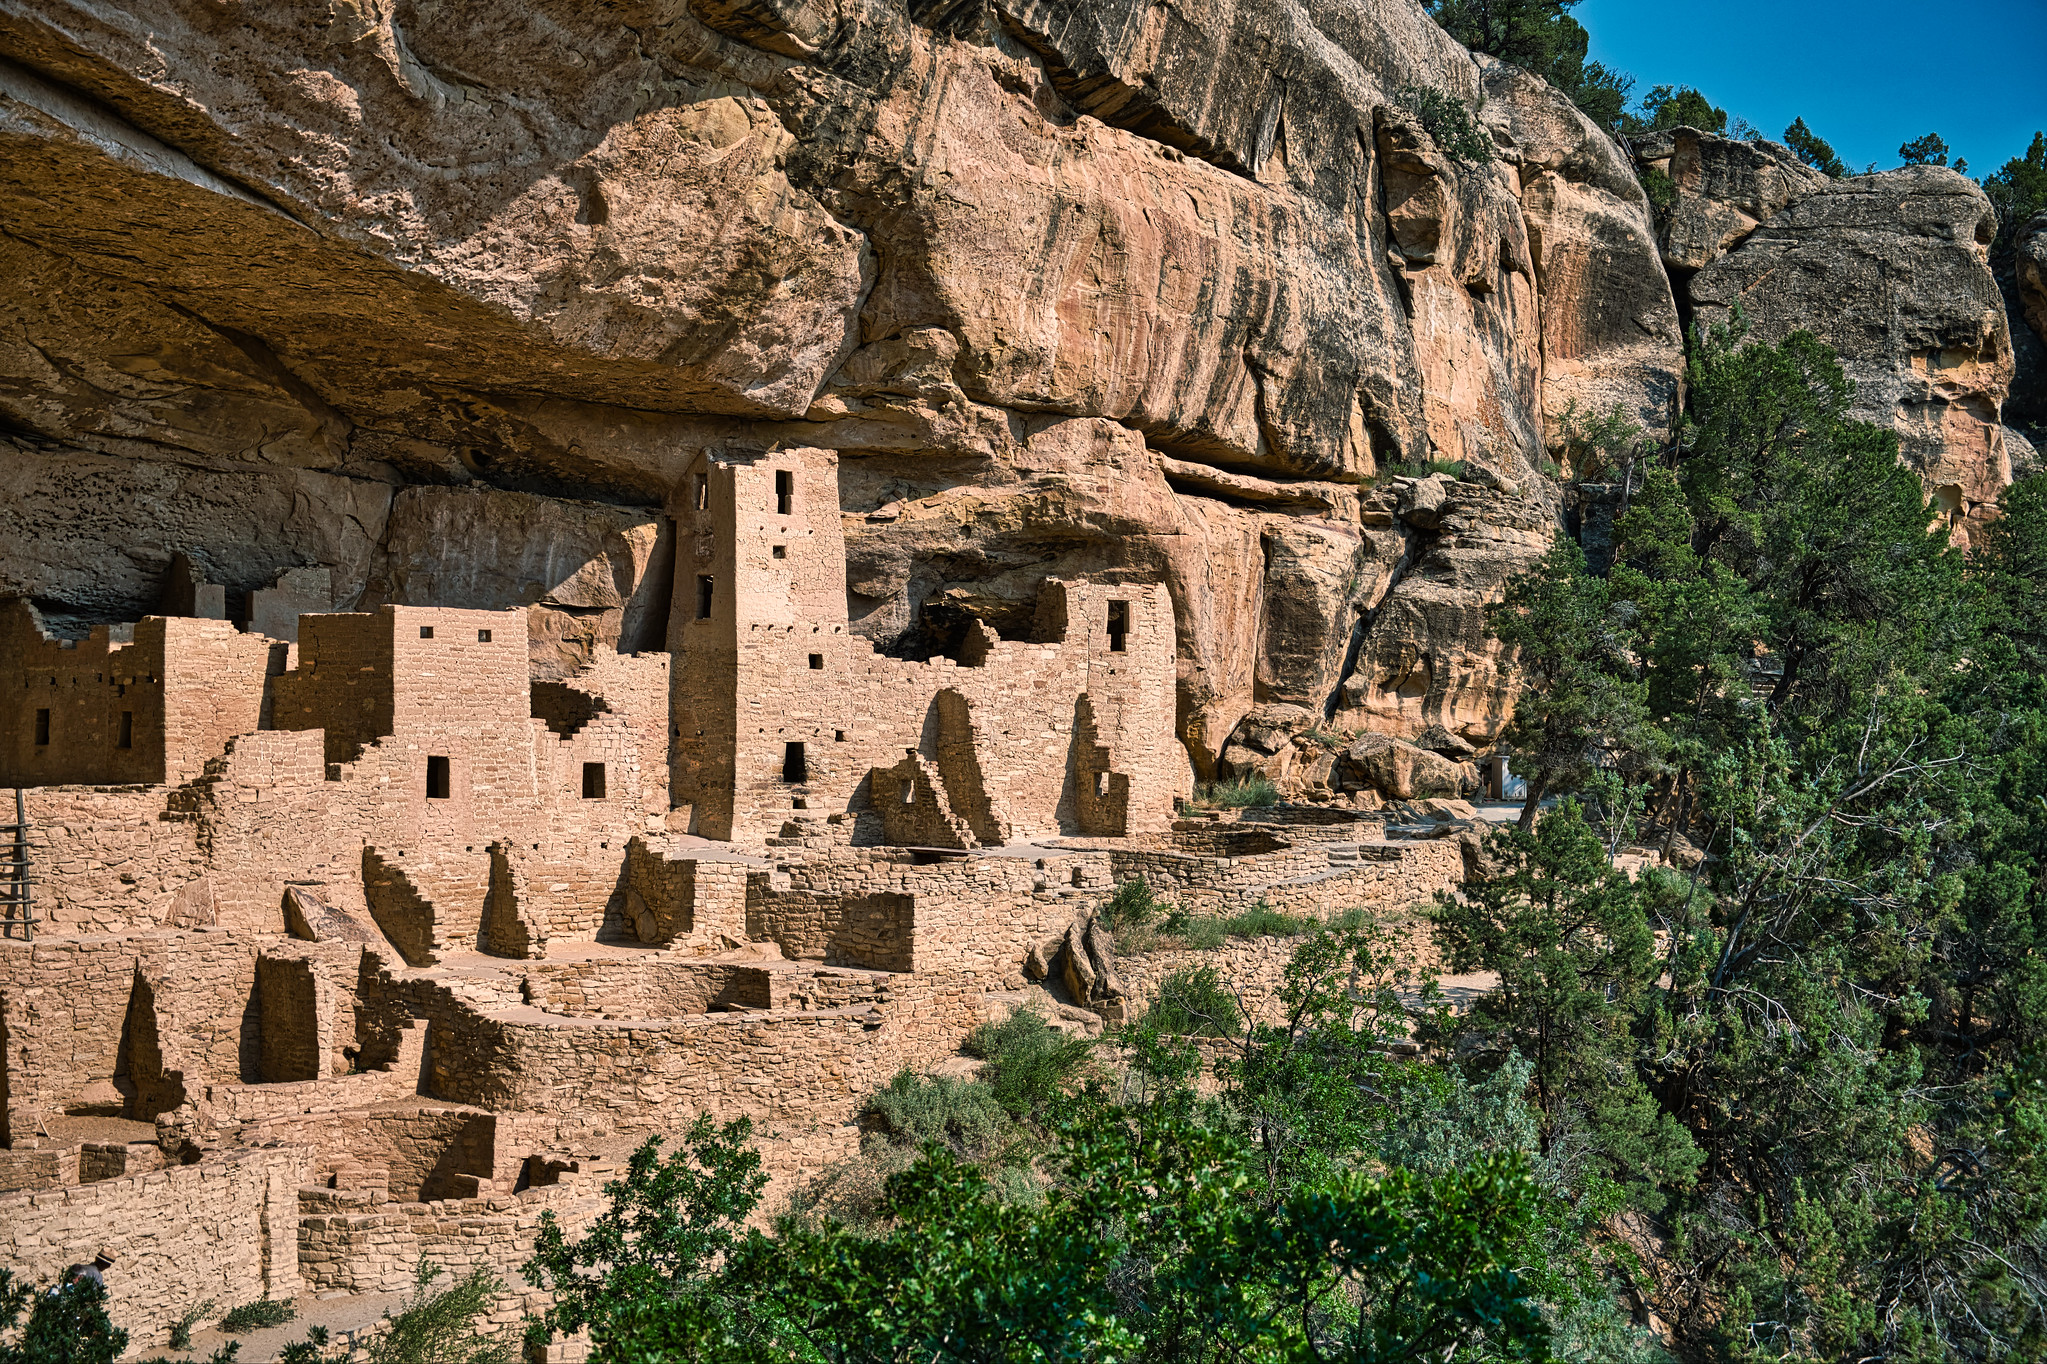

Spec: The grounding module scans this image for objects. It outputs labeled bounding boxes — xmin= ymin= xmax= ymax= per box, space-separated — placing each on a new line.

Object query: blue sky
xmin=1576 ymin=0 xmax=2046 ymax=175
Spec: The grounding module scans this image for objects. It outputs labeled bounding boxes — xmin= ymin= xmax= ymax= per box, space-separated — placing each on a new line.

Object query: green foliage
xmin=1394 ymin=85 xmax=1494 ymax=166
xmin=1098 ymin=876 xmax=1161 ymax=930
xmin=1635 ymin=84 xmax=1727 ymax=135
xmin=1487 ymin=535 xmax=1658 ymax=826
xmin=1423 ymin=0 xmax=1629 ymax=129
xmin=861 ymin=1069 xmax=1015 ymax=1159
xmin=216 ymin=1300 xmax=294 ymax=1334
xmin=1143 ymin=965 xmax=1243 ymax=1038
xmin=0 ymin=1273 xmax=128 ymax=1364
xmin=1550 ymin=401 xmax=1646 ymax=483
xmin=167 ymin=1299 xmax=214 ymax=1352
xmin=276 ymin=1326 xmax=329 ymax=1364
xmin=588 ymin=1108 xmax=1552 ymax=1364
xmin=1985 ymin=130 xmax=2047 ymax=261
xmin=1783 ymin=116 xmax=1847 ymax=176
xmin=524 ymin=1115 xmax=770 ymax=1355
xmin=1433 ymin=802 xmax=1700 ymax=1203
xmin=1899 ymin=131 xmax=1952 ymax=166
xmin=365 ymin=1262 xmax=504 ymax=1364
xmin=1192 ymin=774 xmax=1278 ymax=808
xmin=963 ymin=1007 xmax=1099 ymax=1124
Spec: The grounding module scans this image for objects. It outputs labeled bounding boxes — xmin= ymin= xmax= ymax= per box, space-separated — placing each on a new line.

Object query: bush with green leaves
xmin=962 ymin=1007 xmax=1098 ymax=1124
xmin=860 ymin=1069 xmax=1014 ymax=1160
xmin=0 ymin=1273 xmax=127 ymax=1364
xmin=1192 ymin=775 xmax=1278 ymax=808
xmin=1394 ymin=85 xmax=1493 ymax=166
xmin=363 ymin=1263 xmax=503 ymax=1364
xmin=216 ymin=1300 xmax=294 ymax=1335
xmin=166 ymin=1299 xmax=214 ymax=1352
xmin=1142 ymin=965 xmax=1242 ymax=1038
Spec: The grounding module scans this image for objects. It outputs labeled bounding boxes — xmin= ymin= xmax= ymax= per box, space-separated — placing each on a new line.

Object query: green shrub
xmin=1375 ymin=457 xmax=1468 ymax=486
xmin=1393 ymin=86 xmax=1492 ymax=166
xmin=1099 ymin=878 xmax=1162 ymax=930
xmin=963 ymin=1009 xmax=1097 ymax=1123
xmin=1146 ymin=966 xmax=1242 ymax=1038
xmin=1194 ymin=776 xmax=1279 ymax=809
xmin=861 ymin=1070 xmax=1012 ymax=1157
xmin=1636 ymin=165 xmax=1676 ymax=217
xmin=1218 ymin=901 xmax=1319 ymax=939
xmin=365 ymin=1262 xmax=505 ymax=1364
xmin=167 ymin=1300 xmax=215 ymax=1351
xmin=217 ymin=1301 xmax=294 ymax=1335
xmin=277 ymin=1326 xmax=329 ymax=1364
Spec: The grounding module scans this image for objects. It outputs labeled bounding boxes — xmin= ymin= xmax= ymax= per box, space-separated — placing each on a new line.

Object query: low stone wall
xmin=296 ymin=1176 xmax=605 ymax=1297
xmin=1116 ymin=936 xmax=1317 ymax=1026
xmin=0 ymin=1144 xmax=310 ymax=1351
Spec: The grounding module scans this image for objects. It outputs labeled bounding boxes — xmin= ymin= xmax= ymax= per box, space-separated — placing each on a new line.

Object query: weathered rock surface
xmin=1629 ymin=128 xmax=1827 ymax=273
xmin=1690 ymin=166 xmax=2013 ymax=537
xmin=0 ymin=1 xmax=2017 ymax=796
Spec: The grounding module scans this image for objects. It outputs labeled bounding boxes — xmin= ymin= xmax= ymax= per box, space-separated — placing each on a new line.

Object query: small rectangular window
xmin=772 ymin=545 xmax=786 ymax=559
xmin=901 ymin=781 xmax=916 ymax=805
xmin=782 ymin=741 xmax=807 ymax=784
xmin=34 ymin=709 xmax=49 ymax=746
xmin=696 ymin=576 xmax=714 ymax=620
xmin=419 ymin=625 xmax=435 ymax=639
xmin=426 ymin=755 xmax=451 ymax=800
xmin=1095 ymin=771 xmax=1111 ymax=798
xmin=117 ymin=711 xmax=132 ymax=749
xmin=694 ymin=473 xmax=709 ymax=511
xmin=477 ymin=629 xmax=492 ymax=642
xmin=775 ymin=469 xmax=793 ymax=515
xmin=808 ymin=653 xmax=824 ymax=670
xmin=582 ymin=762 xmax=607 ymax=799
xmin=1107 ymin=600 xmax=1129 ymax=653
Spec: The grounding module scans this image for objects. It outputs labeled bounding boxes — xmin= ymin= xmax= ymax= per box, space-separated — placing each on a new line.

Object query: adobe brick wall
xmin=669 ymin=447 xmax=1187 ymax=842
xmin=0 ymin=1144 xmax=311 ymax=1350
xmin=1 ymin=603 xmax=274 ymax=790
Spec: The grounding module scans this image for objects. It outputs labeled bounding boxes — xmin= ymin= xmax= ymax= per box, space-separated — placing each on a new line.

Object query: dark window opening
xmin=696 ymin=576 xmax=714 ymax=620
xmin=117 ymin=712 xmax=132 ymax=750
xmin=775 ymin=469 xmax=793 ymax=515
xmin=33 ymin=709 xmax=49 ymax=746
xmin=834 ymin=730 xmax=845 ymax=741
xmin=694 ymin=473 xmax=709 ymax=511
xmin=582 ymin=762 xmax=607 ymax=799
xmin=782 ymin=741 xmax=807 ymax=784
xmin=478 ymin=629 xmax=492 ymax=642
xmin=419 ymin=625 xmax=434 ymax=639
xmin=772 ymin=545 xmax=786 ymax=559
xmin=808 ymin=654 xmax=824 ymax=670
xmin=1107 ymin=600 xmax=1130 ymax=653
xmin=426 ymin=755 xmax=451 ymax=800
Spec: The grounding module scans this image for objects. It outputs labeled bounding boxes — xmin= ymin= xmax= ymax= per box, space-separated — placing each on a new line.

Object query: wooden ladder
xmin=0 ymin=788 xmax=34 ymax=941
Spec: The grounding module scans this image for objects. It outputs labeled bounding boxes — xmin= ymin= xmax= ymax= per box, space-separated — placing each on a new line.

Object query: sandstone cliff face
xmin=0 ymin=0 xmax=2013 ymax=795
xmin=1631 ymin=131 xmax=2014 ymax=543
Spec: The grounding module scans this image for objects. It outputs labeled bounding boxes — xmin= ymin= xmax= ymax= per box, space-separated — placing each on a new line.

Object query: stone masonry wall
xmin=0 ymin=1144 xmax=311 ymax=1351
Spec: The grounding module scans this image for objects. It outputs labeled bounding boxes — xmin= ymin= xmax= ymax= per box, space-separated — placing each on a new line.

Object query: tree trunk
xmin=1518 ymin=772 xmax=1549 ymax=830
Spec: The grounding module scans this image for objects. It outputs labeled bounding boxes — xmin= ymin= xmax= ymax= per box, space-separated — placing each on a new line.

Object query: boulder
xmin=1691 ymin=167 xmax=2013 ymax=542
xmin=1339 ymin=733 xmax=1475 ymax=800
xmin=1628 ymin=129 xmax=1828 ymax=271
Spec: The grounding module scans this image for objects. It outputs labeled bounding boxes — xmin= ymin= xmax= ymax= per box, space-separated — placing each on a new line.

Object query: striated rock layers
xmin=0 ymin=0 xmax=2015 ymax=788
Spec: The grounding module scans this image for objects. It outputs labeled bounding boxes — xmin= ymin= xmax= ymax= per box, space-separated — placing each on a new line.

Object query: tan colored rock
xmin=1479 ymin=58 xmax=1683 ymax=438
xmin=1338 ymin=732 xmax=1473 ymax=800
xmin=1691 ymin=167 xmax=2013 ymax=539
xmin=1628 ymin=128 xmax=1828 ymax=271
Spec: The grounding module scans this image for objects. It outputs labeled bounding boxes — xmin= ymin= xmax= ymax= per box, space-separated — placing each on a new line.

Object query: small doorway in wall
xmin=775 ymin=470 xmax=794 ymax=515
xmin=33 ymin=709 xmax=48 ymax=746
xmin=1107 ymin=600 xmax=1130 ymax=653
xmin=782 ymin=741 xmax=807 ymax=783
xmin=117 ymin=712 xmax=133 ymax=749
xmin=426 ymin=756 xmax=451 ymax=800
xmin=582 ymin=762 xmax=607 ymax=799
xmin=696 ymin=576 xmax=714 ymax=620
